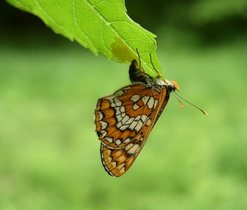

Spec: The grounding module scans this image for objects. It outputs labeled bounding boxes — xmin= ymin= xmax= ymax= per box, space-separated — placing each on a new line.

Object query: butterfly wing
xmin=100 ymin=135 xmax=145 ymax=177
xmin=99 ymin=85 xmax=170 ymax=177
xmin=95 ymin=83 xmax=161 ymax=148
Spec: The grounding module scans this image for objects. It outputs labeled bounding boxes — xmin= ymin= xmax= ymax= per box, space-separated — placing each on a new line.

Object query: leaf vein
xmin=85 ymin=0 xmax=136 ymax=56
xmin=73 ymin=0 xmax=97 ymax=51
xmin=100 ymin=22 xmax=112 ymax=55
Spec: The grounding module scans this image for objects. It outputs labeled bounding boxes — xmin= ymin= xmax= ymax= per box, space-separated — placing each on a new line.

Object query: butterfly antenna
xmin=149 ymin=54 xmax=162 ymax=78
xmin=174 ymin=92 xmax=208 ymax=116
xmin=174 ymin=93 xmax=185 ymax=109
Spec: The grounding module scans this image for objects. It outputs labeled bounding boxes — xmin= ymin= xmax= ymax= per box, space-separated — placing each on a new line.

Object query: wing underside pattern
xmin=95 ymin=83 xmax=170 ymax=176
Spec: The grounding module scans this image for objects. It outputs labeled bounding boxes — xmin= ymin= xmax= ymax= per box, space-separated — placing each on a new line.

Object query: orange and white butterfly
xmin=94 ymin=59 xmax=180 ymax=177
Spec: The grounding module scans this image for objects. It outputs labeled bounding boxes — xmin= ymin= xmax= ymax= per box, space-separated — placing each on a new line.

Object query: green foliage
xmin=190 ymin=0 xmax=247 ymax=24
xmin=6 ymin=0 xmax=161 ymax=77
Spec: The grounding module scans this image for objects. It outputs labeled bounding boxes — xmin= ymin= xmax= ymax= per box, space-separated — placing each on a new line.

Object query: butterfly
xmin=94 ymin=57 xmax=181 ymax=177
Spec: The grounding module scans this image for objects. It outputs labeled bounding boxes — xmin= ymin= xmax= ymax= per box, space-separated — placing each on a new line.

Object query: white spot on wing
xmin=101 ymin=130 xmax=107 ymax=138
xmin=142 ymin=96 xmax=150 ymax=105
xmin=115 ymin=90 xmax=124 ymax=96
xmin=125 ymin=117 xmax=134 ymax=125
xmin=115 ymin=139 xmax=122 ymax=145
xmin=147 ymin=97 xmax=155 ymax=109
xmin=124 ymin=138 xmax=132 ymax=143
xmin=100 ymin=121 xmax=108 ymax=129
xmin=120 ymin=124 xmax=129 ymax=131
xmin=116 ymin=121 xmax=122 ymax=128
xmin=129 ymin=120 xmax=138 ymax=130
xmin=105 ymin=137 xmax=113 ymax=143
xmin=133 ymin=104 xmax=140 ymax=110
xmin=121 ymin=116 xmax=130 ymax=124
xmin=154 ymin=99 xmax=159 ymax=109
xmin=134 ymin=121 xmax=143 ymax=132
xmin=130 ymin=94 xmax=140 ymax=102
xmin=114 ymin=98 xmax=122 ymax=107
xmin=115 ymin=107 xmax=121 ymax=115
xmin=135 ymin=115 xmax=141 ymax=121
xmin=97 ymin=111 xmax=103 ymax=120
xmin=141 ymin=115 xmax=147 ymax=122
xmin=110 ymin=101 xmax=116 ymax=107
xmin=125 ymin=143 xmax=134 ymax=150
xmin=116 ymin=115 xmax=122 ymax=122
xmin=120 ymin=106 xmax=125 ymax=113
xmin=127 ymin=144 xmax=140 ymax=154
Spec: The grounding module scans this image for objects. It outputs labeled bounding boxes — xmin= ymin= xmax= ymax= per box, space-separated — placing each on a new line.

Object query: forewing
xmin=95 ymin=83 xmax=161 ymax=149
xmin=100 ymin=87 xmax=170 ymax=177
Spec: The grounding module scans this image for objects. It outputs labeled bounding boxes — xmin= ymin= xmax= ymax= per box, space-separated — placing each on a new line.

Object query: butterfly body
xmin=95 ymin=60 xmax=178 ymax=177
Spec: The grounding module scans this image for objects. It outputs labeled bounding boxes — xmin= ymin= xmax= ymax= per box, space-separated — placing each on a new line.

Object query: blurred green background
xmin=1 ymin=1 xmax=247 ymax=209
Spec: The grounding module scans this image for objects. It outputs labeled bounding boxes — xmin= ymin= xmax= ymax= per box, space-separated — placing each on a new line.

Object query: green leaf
xmin=7 ymin=0 xmax=161 ymax=77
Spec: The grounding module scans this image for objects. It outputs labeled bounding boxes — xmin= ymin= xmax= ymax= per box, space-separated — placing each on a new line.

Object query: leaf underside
xmin=7 ymin=0 xmax=162 ymax=77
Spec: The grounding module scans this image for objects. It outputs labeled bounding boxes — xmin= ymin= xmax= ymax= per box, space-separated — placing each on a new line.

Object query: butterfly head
xmin=163 ymin=80 xmax=180 ymax=92
xmin=170 ymin=80 xmax=180 ymax=91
